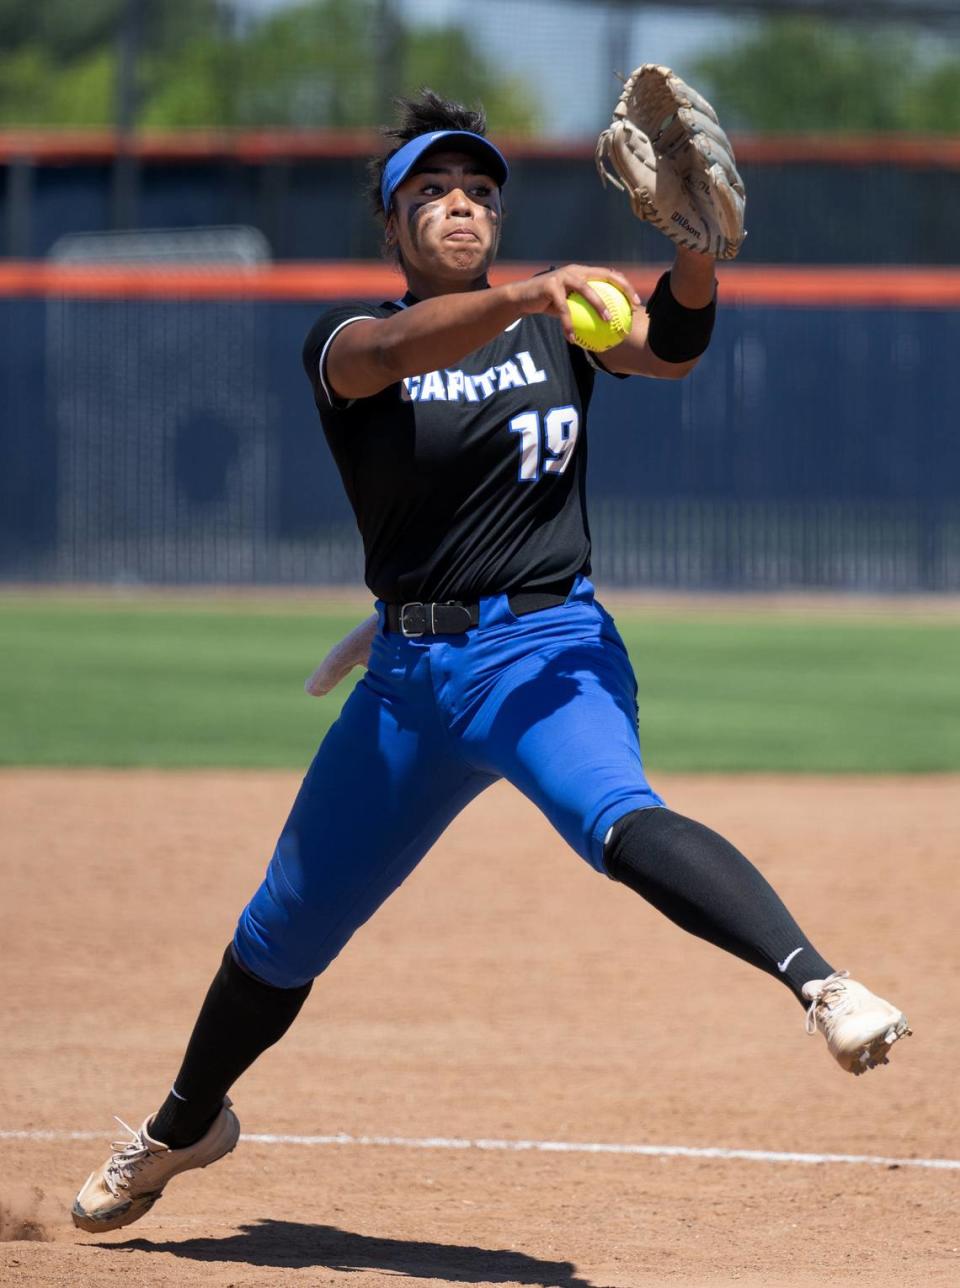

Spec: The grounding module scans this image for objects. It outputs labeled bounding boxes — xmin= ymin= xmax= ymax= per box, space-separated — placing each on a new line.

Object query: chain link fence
xmin=2 ymin=0 xmax=959 ymax=591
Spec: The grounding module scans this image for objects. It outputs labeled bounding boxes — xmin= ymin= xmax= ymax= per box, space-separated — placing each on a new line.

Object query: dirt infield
xmin=1 ymin=771 xmax=957 ymax=1287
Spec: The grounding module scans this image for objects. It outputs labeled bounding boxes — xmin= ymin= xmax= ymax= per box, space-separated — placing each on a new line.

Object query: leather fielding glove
xmin=596 ymin=64 xmax=746 ymax=261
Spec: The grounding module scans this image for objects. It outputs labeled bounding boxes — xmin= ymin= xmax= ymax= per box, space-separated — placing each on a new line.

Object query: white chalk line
xmin=0 ymin=1128 xmax=957 ymax=1172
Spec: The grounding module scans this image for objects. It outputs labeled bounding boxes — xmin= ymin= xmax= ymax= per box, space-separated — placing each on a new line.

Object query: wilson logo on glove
xmin=671 ymin=211 xmax=702 ymax=238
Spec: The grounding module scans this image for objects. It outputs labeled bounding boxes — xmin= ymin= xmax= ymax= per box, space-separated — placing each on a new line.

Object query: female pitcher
xmin=73 ymin=86 xmax=909 ymax=1234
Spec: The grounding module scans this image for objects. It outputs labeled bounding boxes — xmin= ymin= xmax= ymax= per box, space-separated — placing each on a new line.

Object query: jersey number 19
xmin=508 ymin=406 xmax=579 ymax=483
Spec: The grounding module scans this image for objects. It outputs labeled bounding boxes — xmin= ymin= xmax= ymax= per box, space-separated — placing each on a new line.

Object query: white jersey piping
xmin=317 ymin=315 xmax=376 ymax=407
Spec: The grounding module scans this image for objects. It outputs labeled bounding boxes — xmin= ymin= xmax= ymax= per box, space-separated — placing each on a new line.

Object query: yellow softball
xmin=567 ymin=280 xmax=633 ymax=352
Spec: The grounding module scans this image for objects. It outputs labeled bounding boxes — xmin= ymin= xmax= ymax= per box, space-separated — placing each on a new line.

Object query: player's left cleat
xmin=802 ymin=972 xmax=911 ymax=1075
xmin=71 ymin=1096 xmax=240 ymax=1233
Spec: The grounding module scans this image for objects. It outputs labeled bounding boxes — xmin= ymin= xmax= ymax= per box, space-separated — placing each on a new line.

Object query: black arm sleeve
xmin=644 ymin=271 xmax=717 ymax=363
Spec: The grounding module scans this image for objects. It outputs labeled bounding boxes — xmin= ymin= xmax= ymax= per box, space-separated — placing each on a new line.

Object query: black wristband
xmin=645 ymin=271 xmax=717 ymax=363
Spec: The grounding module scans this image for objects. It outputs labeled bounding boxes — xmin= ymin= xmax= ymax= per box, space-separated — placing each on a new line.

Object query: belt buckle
xmin=399 ymin=602 xmax=428 ymax=637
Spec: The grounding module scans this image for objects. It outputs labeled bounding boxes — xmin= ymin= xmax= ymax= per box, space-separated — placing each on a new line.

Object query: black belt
xmin=385 ymin=582 xmax=573 ymax=637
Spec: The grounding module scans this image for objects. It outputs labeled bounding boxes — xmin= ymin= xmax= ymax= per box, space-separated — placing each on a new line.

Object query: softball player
xmin=73 ymin=85 xmax=909 ymax=1234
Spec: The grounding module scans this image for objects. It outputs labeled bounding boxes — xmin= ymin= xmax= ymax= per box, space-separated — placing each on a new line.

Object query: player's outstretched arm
xmin=304 ymin=614 xmax=378 ymax=697
xmin=325 ymin=266 xmax=641 ymax=402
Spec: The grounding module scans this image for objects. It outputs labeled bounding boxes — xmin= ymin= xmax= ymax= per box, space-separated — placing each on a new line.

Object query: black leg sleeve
xmin=604 ymin=808 xmax=835 ymax=1002
xmin=150 ymin=945 xmax=312 ymax=1148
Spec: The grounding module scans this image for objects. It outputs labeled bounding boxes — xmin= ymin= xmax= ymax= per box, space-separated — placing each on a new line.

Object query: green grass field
xmin=1 ymin=596 xmax=958 ymax=771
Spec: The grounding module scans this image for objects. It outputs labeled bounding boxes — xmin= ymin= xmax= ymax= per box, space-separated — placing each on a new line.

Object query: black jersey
xmin=303 ymin=290 xmax=620 ymax=603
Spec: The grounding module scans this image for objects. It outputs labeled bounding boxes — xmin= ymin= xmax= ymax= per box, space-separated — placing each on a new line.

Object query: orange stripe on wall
xmin=1 ymin=262 xmax=960 ymax=307
xmin=716 ymin=266 xmax=960 ymax=307
xmin=2 ymin=130 xmax=960 ymax=168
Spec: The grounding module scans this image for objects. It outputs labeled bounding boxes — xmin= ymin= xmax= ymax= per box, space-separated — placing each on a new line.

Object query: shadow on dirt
xmin=107 ymin=1219 xmax=611 ymax=1287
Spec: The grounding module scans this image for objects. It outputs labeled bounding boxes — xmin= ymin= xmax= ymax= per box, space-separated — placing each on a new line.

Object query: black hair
xmin=367 ymin=88 xmax=488 ymax=219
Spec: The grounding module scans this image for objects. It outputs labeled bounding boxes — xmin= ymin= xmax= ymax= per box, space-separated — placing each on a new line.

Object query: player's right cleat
xmin=71 ymin=1097 xmax=240 ymax=1233
xmin=802 ymin=972 xmax=911 ymax=1075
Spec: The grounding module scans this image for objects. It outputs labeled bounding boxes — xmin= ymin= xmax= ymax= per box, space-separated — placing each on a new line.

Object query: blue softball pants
xmin=234 ymin=575 xmax=664 ymax=988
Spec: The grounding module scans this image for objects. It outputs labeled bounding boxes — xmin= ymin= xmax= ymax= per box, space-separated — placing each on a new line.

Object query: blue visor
xmin=380 ymin=130 xmax=509 ymax=211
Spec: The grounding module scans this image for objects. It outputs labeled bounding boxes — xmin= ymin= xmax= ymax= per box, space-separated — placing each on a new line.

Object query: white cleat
xmin=802 ymin=972 xmax=911 ymax=1075
xmin=72 ymin=1097 xmax=240 ymax=1233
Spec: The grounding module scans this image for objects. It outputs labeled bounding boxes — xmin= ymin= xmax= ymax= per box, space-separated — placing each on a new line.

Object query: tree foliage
xmin=0 ymin=0 xmax=220 ymax=63
xmin=693 ymin=17 xmax=960 ymax=133
xmin=0 ymin=0 xmax=536 ymax=131
xmin=0 ymin=0 xmax=124 ymax=62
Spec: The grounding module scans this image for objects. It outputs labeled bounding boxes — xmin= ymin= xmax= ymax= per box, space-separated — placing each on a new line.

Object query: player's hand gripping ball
xmin=567 ymin=281 xmax=633 ymax=353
